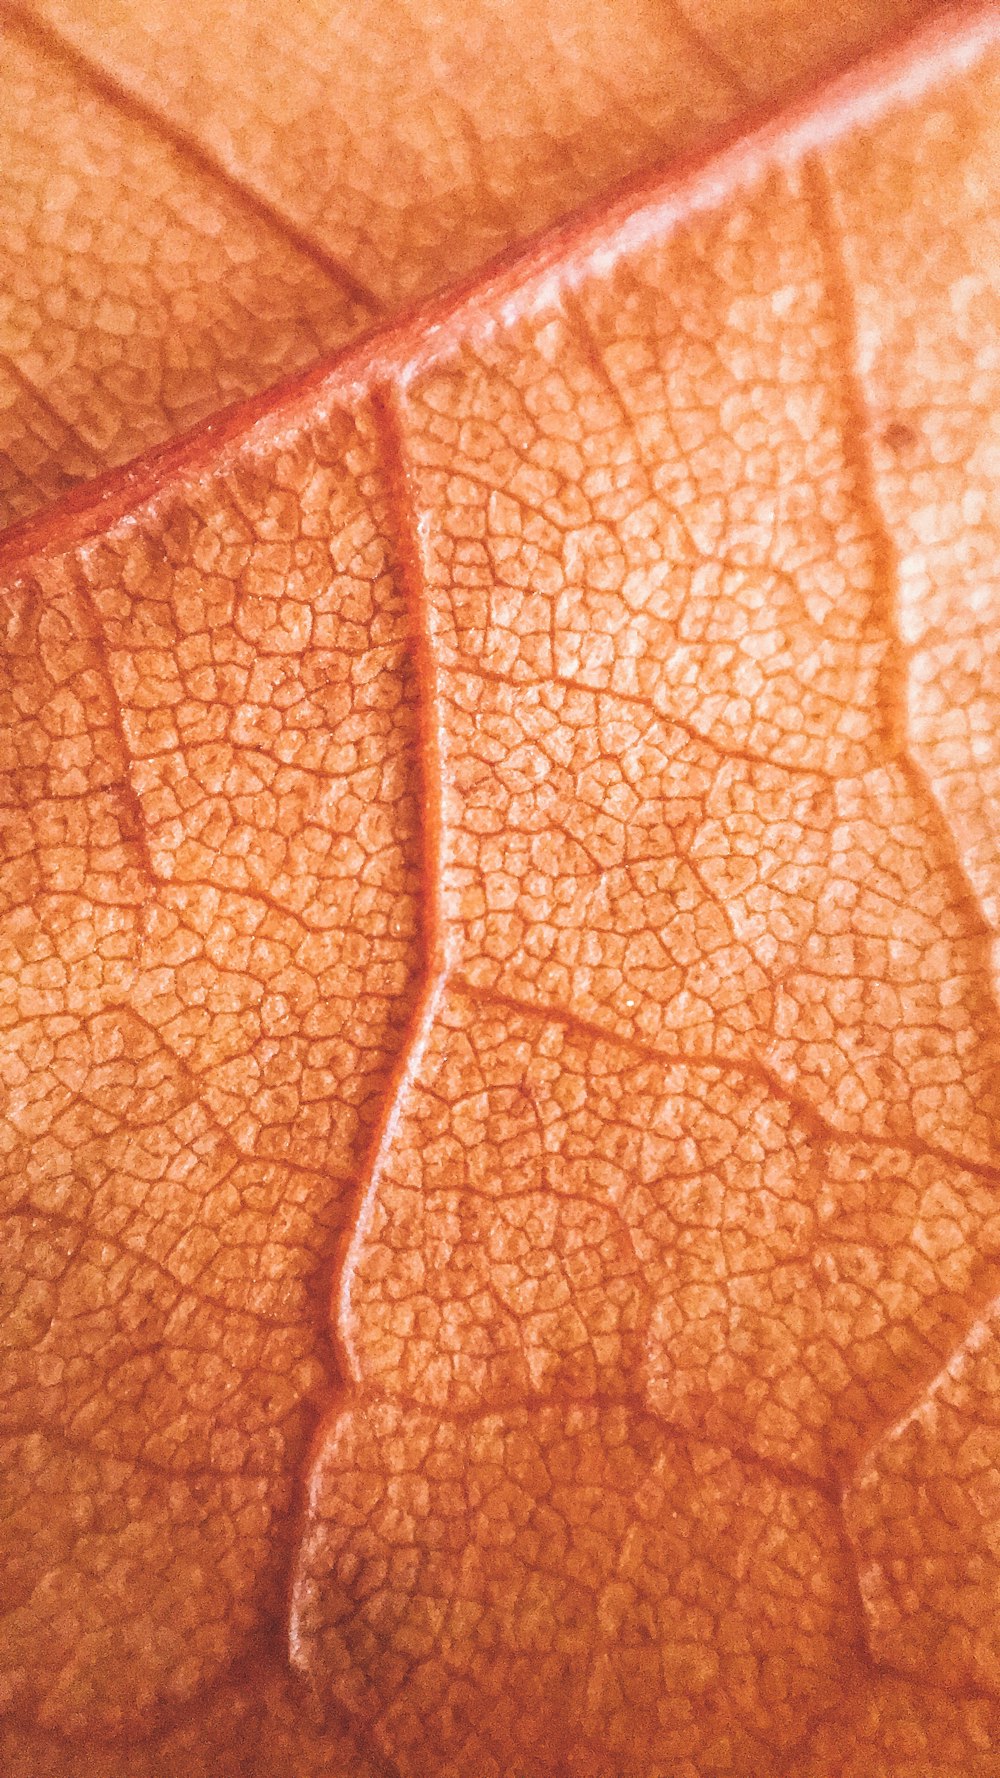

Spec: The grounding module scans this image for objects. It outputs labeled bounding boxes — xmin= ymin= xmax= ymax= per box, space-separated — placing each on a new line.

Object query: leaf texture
xmin=0 ymin=0 xmax=944 ymax=530
xmin=2 ymin=5 xmax=1000 ymax=1774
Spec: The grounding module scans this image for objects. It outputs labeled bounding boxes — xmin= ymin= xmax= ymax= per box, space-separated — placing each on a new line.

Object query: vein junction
xmin=6 ymin=29 xmax=1000 ymax=1768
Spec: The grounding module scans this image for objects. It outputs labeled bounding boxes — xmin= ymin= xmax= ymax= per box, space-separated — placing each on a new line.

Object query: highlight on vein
xmin=2 ymin=6 xmax=1000 ymax=1775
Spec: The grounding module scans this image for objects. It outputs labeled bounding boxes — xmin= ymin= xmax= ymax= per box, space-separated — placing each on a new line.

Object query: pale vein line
xmin=70 ymin=577 xmax=159 ymax=893
xmin=851 ymin=1290 xmax=1000 ymax=1479
xmin=325 ymin=385 xmax=450 ymax=1389
xmin=807 ymin=154 xmax=1000 ymax=1671
xmin=286 ymin=384 xmax=452 ymax=1671
xmin=805 ymin=155 xmax=1000 ymax=965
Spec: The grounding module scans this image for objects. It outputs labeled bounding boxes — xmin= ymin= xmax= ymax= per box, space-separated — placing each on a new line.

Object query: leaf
xmin=0 ymin=0 xmax=943 ymax=529
xmin=2 ymin=4 xmax=1000 ymax=1773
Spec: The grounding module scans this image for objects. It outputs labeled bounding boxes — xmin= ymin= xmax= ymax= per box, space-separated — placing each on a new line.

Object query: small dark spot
xmin=109 ymin=781 xmax=142 ymax=841
xmin=881 ymin=420 xmax=918 ymax=454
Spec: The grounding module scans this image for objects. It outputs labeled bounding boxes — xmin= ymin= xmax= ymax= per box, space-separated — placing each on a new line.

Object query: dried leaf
xmin=1 ymin=0 xmax=941 ymax=526
xmin=3 ymin=5 xmax=1000 ymax=1774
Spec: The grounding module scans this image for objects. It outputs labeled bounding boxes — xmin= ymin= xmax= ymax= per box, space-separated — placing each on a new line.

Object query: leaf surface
xmin=0 ymin=0 xmax=943 ymax=528
xmin=3 ymin=6 xmax=1000 ymax=1774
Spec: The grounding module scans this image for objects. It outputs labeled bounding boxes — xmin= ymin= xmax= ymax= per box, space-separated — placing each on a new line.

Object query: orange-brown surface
xmin=0 ymin=0 xmax=943 ymax=528
xmin=3 ymin=4 xmax=1000 ymax=1774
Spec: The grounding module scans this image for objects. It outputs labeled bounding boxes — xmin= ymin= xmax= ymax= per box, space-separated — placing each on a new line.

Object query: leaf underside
xmin=3 ymin=5 xmax=1000 ymax=1775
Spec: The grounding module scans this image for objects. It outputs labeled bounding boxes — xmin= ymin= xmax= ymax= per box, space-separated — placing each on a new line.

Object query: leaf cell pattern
xmin=3 ymin=8 xmax=1000 ymax=1775
xmin=1 ymin=0 xmax=943 ymax=529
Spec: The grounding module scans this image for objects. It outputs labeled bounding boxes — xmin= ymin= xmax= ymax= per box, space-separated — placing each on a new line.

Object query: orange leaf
xmin=3 ymin=5 xmax=1000 ymax=1774
xmin=1 ymin=0 xmax=942 ymax=528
